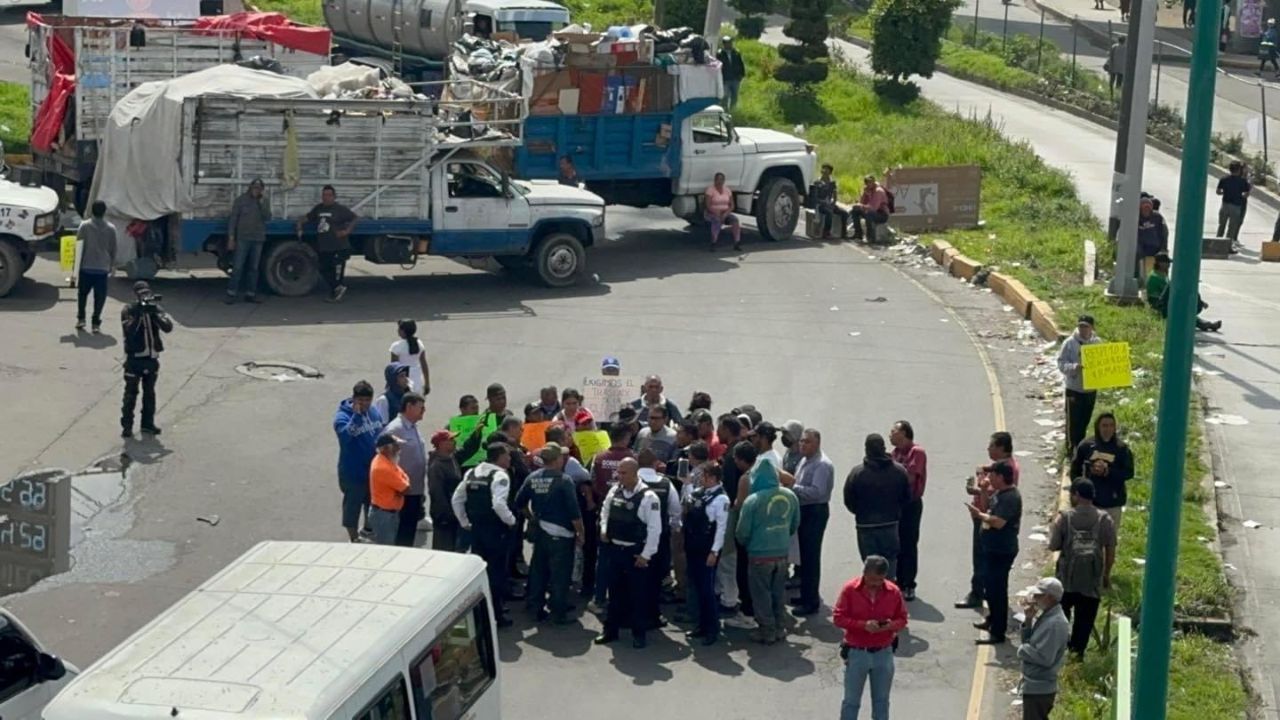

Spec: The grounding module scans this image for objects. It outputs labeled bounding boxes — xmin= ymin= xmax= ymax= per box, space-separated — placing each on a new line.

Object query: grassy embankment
xmin=0 ymin=83 xmax=29 ymax=155
xmin=732 ymin=39 xmax=1247 ymax=718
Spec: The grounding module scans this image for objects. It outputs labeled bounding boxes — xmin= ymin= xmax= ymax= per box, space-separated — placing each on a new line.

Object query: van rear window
xmin=409 ymin=600 xmax=496 ymax=720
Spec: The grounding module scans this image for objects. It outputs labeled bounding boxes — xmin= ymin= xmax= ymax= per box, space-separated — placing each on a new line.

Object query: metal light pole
xmin=973 ymin=0 xmax=981 ymax=45
xmin=1037 ymin=8 xmax=1046 ymax=74
xmin=1002 ymin=2 xmax=1010 ymax=52
xmin=1132 ymin=0 xmax=1221 ymax=715
xmin=1106 ymin=0 xmax=1158 ymax=302
xmin=703 ymin=0 xmax=724 ymax=50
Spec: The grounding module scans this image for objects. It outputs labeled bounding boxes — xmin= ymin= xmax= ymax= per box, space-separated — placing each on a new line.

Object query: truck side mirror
xmin=37 ymin=653 xmax=67 ymax=682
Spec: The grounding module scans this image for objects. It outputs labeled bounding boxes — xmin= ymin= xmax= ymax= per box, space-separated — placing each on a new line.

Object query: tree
xmin=663 ymin=0 xmax=709 ymax=30
xmin=869 ymin=0 xmax=961 ymax=96
xmin=776 ymin=0 xmax=831 ymax=85
xmin=730 ymin=0 xmax=771 ymax=38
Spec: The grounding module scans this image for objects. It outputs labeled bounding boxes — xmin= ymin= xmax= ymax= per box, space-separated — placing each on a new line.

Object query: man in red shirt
xmin=850 ymin=174 xmax=891 ymax=242
xmin=691 ymin=409 xmax=725 ymax=461
xmin=586 ymin=425 xmax=636 ymax=612
xmin=956 ymin=431 xmax=1021 ymax=610
xmin=833 ymin=555 xmax=908 ymax=720
xmin=888 ymin=420 xmax=926 ymax=602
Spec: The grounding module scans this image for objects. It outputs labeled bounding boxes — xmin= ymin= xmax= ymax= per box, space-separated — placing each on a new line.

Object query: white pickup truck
xmin=0 ymin=609 xmax=77 ymax=720
xmin=0 ymin=149 xmax=62 ymax=298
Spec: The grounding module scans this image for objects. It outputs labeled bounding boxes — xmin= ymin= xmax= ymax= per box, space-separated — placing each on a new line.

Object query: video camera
xmin=137 ymin=294 xmax=164 ymax=311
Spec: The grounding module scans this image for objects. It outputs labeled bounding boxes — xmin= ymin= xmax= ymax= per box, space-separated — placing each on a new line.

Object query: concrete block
xmin=803 ymin=208 xmax=821 ymax=240
xmin=1202 ymin=236 xmax=1233 ymax=260
xmin=929 ymin=240 xmax=954 ymax=265
xmin=1030 ymin=300 xmax=1063 ymax=341
xmin=987 ymin=271 xmax=1011 ymax=296
xmin=1000 ymin=278 xmax=1035 ymax=318
xmin=949 ymin=253 xmax=982 ymax=280
xmin=1262 ymin=241 xmax=1280 ymax=262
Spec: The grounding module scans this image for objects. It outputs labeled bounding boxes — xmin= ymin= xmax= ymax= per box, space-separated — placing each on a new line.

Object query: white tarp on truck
xmin=90 ymin=65 xmax=320 ymax=221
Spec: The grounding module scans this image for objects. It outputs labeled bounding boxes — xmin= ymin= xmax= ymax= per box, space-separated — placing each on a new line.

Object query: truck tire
xmin=534 ymin=233 xmax=585 ymax=288
xmin=263 ymin=240 xmax=320 ymax=297
xmin=0 ymin=241 xmax=23 ymax=297
xmin=755 ymin=177 xmax=801 ymax=242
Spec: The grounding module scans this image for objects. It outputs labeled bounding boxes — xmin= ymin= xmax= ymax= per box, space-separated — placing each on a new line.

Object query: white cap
xmin=1032 ymin=577 xmax=1064 ymax=601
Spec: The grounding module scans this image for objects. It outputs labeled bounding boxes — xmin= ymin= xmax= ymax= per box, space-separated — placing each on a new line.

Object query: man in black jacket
xmin=716 ymin=36 xmax=746 ymax=110
xmin=120 ymin=281 xmax=173 ymax=438
xmin=843 ymin=434 xmax=912 ymax=580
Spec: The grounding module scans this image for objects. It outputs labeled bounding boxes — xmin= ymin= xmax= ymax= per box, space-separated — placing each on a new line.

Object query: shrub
xmin=869 ymin=0 xmax=962 ymax=89
xmin=733 ymin=15 xmax=767 ymax=38
xmin=778 ymin=0 xmax=832 ymax=86
xmin=729 ymin=0 xmax=771 ymax=38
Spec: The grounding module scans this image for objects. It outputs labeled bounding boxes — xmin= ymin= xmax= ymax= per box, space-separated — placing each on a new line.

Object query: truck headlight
xmin=591 ymin=213 xmax=605 ymax=227
xmin=34 ymin=211 xmax=58 ymax=236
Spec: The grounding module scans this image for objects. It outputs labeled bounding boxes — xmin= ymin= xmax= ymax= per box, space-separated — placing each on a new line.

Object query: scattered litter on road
xmin=1027 ymin=532 xmax=1049 ymax=543
xmin=1225 ymin=563 xmax=1237 ymax=571
xmin=1205 ymin=414 xmax=1249 ymax=426
xmin=830 ymin=306 xmax=839 ymax=311
xmin=1002 ymin=305 xmax=1013 ymax=312
xmin=939 ymin=318 xmax=950 ymax=323
xmin=197 ymin=515 xmax=221 ymax=527
xmin=849 ymin=332 xmax=861 ymax=337
xmin=1021 ymin=562 xmax=1035 ymax=570
xmin=865 ymin=296 xmax=887 ymax=302
xmin=1033 ymin=418 xmax=1058 ymax=427
xmin=1243 ymin=520 xmax=1264 ymax=529
xmin=1214 ymin=480 xmax=1230 ymax=489
xmin=1015 ymin=451 xmax=1033 ymax=457
xmin=1197 ymin=536 xmax=1211 ymax=544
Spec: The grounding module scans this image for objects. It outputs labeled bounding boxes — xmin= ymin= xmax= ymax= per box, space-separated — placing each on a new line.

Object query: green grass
xmin=0 ymin=82 xmax=30 ymax=155
xmin=732 ymin=39 xmax=1246 ymax=719
xmin=254 ymin=0 xmax=325 ymax=25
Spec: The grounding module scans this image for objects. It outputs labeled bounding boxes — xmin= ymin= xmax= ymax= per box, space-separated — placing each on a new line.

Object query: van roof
xmin=43 ymin=542 xmax=487 ymax=720
xmin=465 ymin=0 xmax=569 ymax=15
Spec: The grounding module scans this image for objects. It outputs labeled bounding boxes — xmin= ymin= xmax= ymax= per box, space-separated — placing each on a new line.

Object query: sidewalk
xmin=816 ymin=31 xmax=1280 ymax=719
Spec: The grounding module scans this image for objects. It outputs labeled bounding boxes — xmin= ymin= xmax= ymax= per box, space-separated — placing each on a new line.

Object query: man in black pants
xmin=787 ymin=428 xmax=834 ymax=614
xmin=75 ymin=200 xmax=117 ymax=334
xmin=296 ymin=184 xmax=357 ymax=302
xmin=452 ymin=443 xmax=518 ymax=627
xmin=967 ymin=462 xmax=1022 ymax=645
xmin=595 ymin=458 xmax=662 ymax=649
xmin=957 ymin=433 xmax=1020 ymax=610
xmin=889 ymin=420 xmax=927 ymax=602
xmin=516 ymin=442 xmax=585 ymax=624
xmin=120 ymin=281 xmax=173 ymax=438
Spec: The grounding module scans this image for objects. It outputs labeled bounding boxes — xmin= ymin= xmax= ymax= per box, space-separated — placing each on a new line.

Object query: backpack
xmin=1060 ymin=509 xmax=1104 ymax=591
xmin=885 ymin=188 xmax=897 ymax=214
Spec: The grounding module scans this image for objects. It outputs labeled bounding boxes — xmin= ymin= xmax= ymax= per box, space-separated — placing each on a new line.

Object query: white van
xmin=42 ymin=542 xmax=501 ymax=720
xmin=0 ymin=609 xmax=77 ymax=720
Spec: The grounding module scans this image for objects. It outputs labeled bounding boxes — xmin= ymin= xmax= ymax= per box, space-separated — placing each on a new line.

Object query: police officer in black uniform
xmin=595 ymin=457 xmax=662 ymax=648
xmin=685 ymin=462 xmax=731 ymax=645
xmin=637 ymin=448 xmax=681 ymax=625
xmin=452 ymin=443 xmax=518 ymax=627
xmin=120 ymin=280 xmax=173 ymax=438
xmin=516 ymin=442 xmax=584 ymax=624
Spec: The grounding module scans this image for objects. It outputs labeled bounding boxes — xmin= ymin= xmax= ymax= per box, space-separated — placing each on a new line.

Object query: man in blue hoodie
xmin=734 ymin=443 xmax=800 ymax=644
xmin=334 ymin=380 xmax=385 ymax=542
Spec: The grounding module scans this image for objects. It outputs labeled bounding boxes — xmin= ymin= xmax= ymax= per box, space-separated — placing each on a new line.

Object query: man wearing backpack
xmin=1048 ymin=479 xmax=1116 ymax=659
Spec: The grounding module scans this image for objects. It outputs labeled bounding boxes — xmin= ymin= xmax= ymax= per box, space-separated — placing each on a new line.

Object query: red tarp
xmin=30 ymin=28 xmax=75 ymax=154
xmin=193 ymin=12 xmax=332 ymax=57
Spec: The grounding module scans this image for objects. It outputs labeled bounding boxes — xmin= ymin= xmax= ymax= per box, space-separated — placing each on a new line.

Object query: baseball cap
xmin=539 ymin=442 xmax=565 ymax=463
xmin=602 ymin=356 xmax=621 ymax=371
xmin=376 ymin=433 xmax=403 ymax=448
xmin=616 ymin=406 xmax=639 ymax=424
xmin=781 ymin=420 xmax=804 ymax=442
xmin=132 ymin=280 xmax=151 ymax=293
xmin=430 ymin=429 xmax=458 ymax=446
xmin=1032 ymin=577 xmax=1064 ymax=601
xmin=573 ymin=408 xmax=595 ymax=428
xmin=1077 ymin=314 xmax=1095 ymax=328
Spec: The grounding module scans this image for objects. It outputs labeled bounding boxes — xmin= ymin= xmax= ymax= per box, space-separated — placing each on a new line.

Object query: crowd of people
xmin=329 ymin=323 xmax=1136 ymax=719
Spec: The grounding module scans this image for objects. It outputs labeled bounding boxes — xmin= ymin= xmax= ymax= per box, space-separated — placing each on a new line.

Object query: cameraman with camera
xmin=120 ymin=280 xmax=173 ymax=438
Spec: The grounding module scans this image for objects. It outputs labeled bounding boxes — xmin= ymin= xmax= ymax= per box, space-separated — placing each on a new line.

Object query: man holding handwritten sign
xmin=1057 ymin=316 xmax=1104 ymax=451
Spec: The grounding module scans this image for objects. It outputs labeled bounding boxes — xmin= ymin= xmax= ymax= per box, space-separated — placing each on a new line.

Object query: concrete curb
xmin=927 ymin=240 xmax=1065 ymax=341
xmin=833 ymin=30 xmax=1280 ymax=214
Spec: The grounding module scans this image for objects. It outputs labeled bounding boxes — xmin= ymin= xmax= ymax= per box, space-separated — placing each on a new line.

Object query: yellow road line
xmin=844 ymin=243 xmax=1006 ymax=720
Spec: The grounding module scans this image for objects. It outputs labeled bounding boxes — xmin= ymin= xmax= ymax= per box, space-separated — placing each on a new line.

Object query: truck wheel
xmin=755 ymin=177 xmax=801 ymax=242
xmin=263 ymin=240 xmax=320 ymax=297
xmin=534 ymin=233 xmax=585 ymax=288
xmin=0 ymin=242 xmax=22 ymax=297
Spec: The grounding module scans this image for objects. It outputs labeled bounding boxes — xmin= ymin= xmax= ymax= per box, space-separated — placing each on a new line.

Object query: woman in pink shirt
xmin=704 ymin=172 xmax=742 ymax=251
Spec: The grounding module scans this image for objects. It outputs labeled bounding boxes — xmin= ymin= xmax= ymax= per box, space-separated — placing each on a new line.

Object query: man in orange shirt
xmin=370 ymin=433 xmax=410 ymax=545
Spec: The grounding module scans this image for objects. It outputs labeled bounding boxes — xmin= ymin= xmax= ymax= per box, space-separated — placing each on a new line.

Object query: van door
xmin=0 ymin=615 xmax=60 ymax=720
xmin=406 ymin=598 xmax=499 ymax=720
xmin=432 ymin=161 xmax=531 ymax=256
xmin=681 ymin=111 xmax=746 ymax=201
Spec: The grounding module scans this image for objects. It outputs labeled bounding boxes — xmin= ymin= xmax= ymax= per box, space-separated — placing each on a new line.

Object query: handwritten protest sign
xmin=521 ymin=421 xmax=550 ymax=450
xmin=581 ymin=375 xmax=640 ymax=421
xmin=60 ymin=236 xmax=77 ymax=272
xmin=1082 ymin=342 xmax=1133 ymax=390
xmin=573 ymin=430 xmax=610 ymax=464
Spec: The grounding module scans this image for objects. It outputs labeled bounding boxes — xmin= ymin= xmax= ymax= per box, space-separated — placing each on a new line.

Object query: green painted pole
xmin=1131 ymin=0 xmax=1220 ymax=714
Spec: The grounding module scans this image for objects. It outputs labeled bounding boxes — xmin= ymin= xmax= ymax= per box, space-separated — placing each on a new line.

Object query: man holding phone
xmin=833 ymin=555 xmax=908 ymax=720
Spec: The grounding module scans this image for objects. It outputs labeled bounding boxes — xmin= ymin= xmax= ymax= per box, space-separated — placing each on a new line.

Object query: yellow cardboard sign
xmin=1082 ymin=342 xmax=1133 ymax=390
xmin=60 ymin=235 xmax=77 ymax=272
xmin=573 ymin=430 xmax=610 ymax=464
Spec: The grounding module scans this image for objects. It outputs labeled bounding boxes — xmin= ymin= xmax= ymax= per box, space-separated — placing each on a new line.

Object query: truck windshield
xmin=447 ymin=163 xmax=506 ymax=198
xmin=691 ymin=113 xmax=732 ymax=144
xmin=495 ymin=20 xmax=564 ymax=40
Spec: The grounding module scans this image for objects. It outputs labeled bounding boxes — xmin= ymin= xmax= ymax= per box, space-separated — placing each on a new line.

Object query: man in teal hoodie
xmin=734 ymin=442 xmax=800 ymax=644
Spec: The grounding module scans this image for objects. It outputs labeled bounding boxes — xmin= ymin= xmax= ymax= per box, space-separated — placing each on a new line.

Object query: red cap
xmin=430 ymin=430 xmax=458 ymax=446
xmin=574 ymin=408 xmax=595 ymax=428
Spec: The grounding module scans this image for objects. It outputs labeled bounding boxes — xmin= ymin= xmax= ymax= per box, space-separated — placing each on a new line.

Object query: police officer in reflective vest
xmin=685 ymin=462 xmax=731 ymax=645
xmin=595 ymin=457 xmax=662 ymax=648
xmin=515 ymin=442 xmax=585 ymax=624
xmin=637 ymin=448 xmax=682 ymax=626
xmin=452 ymin=443 xmax=518 ymax=627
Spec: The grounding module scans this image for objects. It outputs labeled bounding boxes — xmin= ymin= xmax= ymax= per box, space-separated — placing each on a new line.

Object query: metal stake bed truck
xmin=92 ymin=69 xmax=605 ymax=290
xmin=27 ymin=13 xmax=331 ymax=207
xmin=514 ymin=90 xmax=818 ymax=242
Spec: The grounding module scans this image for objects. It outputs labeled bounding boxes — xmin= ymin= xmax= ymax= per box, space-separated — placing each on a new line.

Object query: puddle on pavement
xmin=0 ymin=453 xmax=175 ymax=597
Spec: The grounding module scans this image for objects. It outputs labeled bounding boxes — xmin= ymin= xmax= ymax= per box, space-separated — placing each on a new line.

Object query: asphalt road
xmin=0 ymin=8 xmax=31 ymax=85
xmin=0 ymin=205 xmax=1059 ymax=718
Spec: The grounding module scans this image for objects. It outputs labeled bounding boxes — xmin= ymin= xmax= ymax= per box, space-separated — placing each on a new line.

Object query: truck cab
xmin=0 ymin=609 xmax=77 ymax=720
xmin=0 ymin=151 xmax=62 ymax=298
xmin=464 ymin=0 xmax=569 ymax=41
xmin=672 ymin=105 xmax=816 ymax=241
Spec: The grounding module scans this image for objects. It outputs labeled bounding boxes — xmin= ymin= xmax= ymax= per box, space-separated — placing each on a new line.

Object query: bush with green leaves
xmin=868 ymin=0 xmax=961 ymax=92
xmin=730 ymin=0 xmax=771 ymax=38
xmin=777 ymin=0 xmax=831 ymax=85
